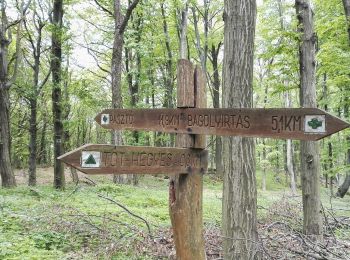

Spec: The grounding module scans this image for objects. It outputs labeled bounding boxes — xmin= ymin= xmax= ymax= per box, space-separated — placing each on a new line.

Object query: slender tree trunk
xmin=287 ymin=139 xmax=297 ymax=194
xmin=210 ymin=43 xmax=224 ymax=177
xmin=262 ymin=139 xmax=267 ymax=191
xmin=111 ymin=0 xmax=126 ymax=184
xmin=28 ymin=99 xmax=37 ymax=186
xmin=111 ymin=0 xmax=139 ymax=184
xmin=296 ymin=0 xmax=322 ymax=239
xmin=161 ymin=3 xmax=174 ymax=109
xmin=38 ymin=114 xmax=47 ymax=165
xmin=222 ymin=0 xmax=259 ymax=258
xmin=52 ymin=0 xmax=65 ymax=189
xmin=285 ymin=91 xmax=297 ymax=194
xmin=179 ymin=3 xmax=188 ymax=60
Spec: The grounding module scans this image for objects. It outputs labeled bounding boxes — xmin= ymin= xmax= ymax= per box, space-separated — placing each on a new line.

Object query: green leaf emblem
xmin=307 ymin=118 xmax=323 ymax=129
xmin=103 ymin=115 xmax=108 ymax=123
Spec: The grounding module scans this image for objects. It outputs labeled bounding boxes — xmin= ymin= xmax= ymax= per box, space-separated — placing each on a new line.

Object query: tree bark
xmin=27 ymin=15 xmax=46 ymax=186
xmin=161 ymin=2 xmax=174 ymax=109
xmin=38 ymin=115 xmax=47 ymax=165
xmin=296 ymin=0 xmax=323 ymax=238
xmin=222 ymin=0 xmax=259 ymax=258
xmin=28 ymin=99 xmax=37 ymax=186
xmin=210 ymin=43 xmax=224 ymax=177
xmin=0 ymin=88 xmax=16 ymax=187
xmin=110 ymin=0 xmax=140 ymax=184
xmin=262 ymin=139 xmax=267 ymax=192
xmin=52 ymin=0 xmax=65 ymax=189
xmin=285 ymin=91 xmax=297 ymax=194
xmin=0 ymin=3 xmax=17 ymax=188
xmin=169 ymin=60 xmax=206 ymax=260
xmin=178 ymin=3 xmax=188 ymax=60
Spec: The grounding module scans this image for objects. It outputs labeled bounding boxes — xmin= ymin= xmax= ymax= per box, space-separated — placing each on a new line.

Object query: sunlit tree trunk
xmin=222 ymin=0 xmax=259 ymax=258
xmin=110 ymin=0 xmax=140 ymax=184
xmin=296 ymin=0 xmax=322 ymax=239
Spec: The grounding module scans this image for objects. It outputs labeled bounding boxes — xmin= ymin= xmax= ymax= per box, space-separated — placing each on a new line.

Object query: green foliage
xmin=30 ymin=231 xmax=68 ymax=250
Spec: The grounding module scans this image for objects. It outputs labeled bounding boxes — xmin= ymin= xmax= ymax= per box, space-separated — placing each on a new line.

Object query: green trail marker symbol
xmin=85 ymin=154 xmax=97 ymax=165
xmin=81 ymin=151 xmax=101 ymax=168
xmin=308 ymin=118 xmax=323 ymax=129
xmin=304 ymin=115 xmax=326 ymax=133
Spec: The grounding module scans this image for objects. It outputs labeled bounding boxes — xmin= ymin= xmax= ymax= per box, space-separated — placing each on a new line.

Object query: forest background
xmin=0 ymin=0 xmax=350 ymax=259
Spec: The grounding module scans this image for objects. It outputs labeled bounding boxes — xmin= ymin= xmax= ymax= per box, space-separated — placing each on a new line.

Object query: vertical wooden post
xmin=169 ymin=60 xmax=206 ymax=259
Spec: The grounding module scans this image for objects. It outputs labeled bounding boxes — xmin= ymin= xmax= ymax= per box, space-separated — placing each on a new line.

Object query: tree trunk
xmin=178 ymin=3 xmax=188 ymax=60
xmin=28 ymin=99 xmax=37 ymax=186
xmin=161 ymin=3 xmax=174 ymax=109
xmin=111 ymin=0 xmax=139 ymax=184
xmin=70 ymin=167 xmax=79 ymax=184
xmin=111 ymin=0 xmax=126 ymax=184
xmin=262 ymin=139 xmax=267 ymax=191
xmin=287 ymin=139 xmax=297 ymax=194
xmin=222 ymin=0 xmax=259 ymax=258
xmin=296 ymin=0 xmax=322 ymax=239
xmin=0 ymin=4 xmax=16 ymax=188
xmin=38 ymin=114 xmax=47 ymax=165
xmin=285 ymin=91 xmax=297 ymax=194
xmin=210 ymin=43 xmax=224 ymax=177
xmin=52 ymin=0 xmax=65 ymax=189
xmin=0 ymin=88 xmax=16 ymax=187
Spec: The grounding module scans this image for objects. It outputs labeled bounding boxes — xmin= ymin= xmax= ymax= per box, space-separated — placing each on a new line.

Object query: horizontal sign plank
xmin=95 ymin=108 xmax=349 ymax=141
xmin=58 ymin=144 xmax=208 ymax=175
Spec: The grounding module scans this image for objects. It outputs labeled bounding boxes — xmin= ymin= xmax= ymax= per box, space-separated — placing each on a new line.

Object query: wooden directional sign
xmin=95 ymin=108 xmax=349 ymax=141
xmin=58 ymin=144 xmax=208 ymax=175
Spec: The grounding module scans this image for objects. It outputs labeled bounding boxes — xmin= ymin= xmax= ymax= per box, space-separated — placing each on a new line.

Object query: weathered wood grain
xmin=169 ymin=60 xmax=206 ymax=259
xmin=95 ymin=107 xmax=349 ymax=141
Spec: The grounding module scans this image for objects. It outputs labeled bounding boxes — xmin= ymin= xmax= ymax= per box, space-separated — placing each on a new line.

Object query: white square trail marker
xmin=81 ymin=151 xmax=101 ymax=168
xmin=305 ymin=115 xmax=326 ymax=133
xmin=101 ymin=114 xmax=110 ymax=125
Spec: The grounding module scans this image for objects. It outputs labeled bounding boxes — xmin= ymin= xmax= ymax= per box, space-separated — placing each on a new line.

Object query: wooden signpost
xmin=58 ymin=59 xmax=349 ymax=260
xmin=95 ymin=108 xmax=349 ymax=141
xmin=58 ymin=144 xmax=208 ymax=175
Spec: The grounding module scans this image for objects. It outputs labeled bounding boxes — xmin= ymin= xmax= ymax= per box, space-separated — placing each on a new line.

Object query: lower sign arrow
xmin=58 ymin=144 xmax=208 ymax=175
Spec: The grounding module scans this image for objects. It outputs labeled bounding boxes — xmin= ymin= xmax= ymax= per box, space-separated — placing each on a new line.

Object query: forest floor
xmin=0 ymin=167 xmax=350 ymax=259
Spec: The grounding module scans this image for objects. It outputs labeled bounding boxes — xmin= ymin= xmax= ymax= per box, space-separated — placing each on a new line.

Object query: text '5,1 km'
xmin=95 ymin=108 xmax=349 ymax=141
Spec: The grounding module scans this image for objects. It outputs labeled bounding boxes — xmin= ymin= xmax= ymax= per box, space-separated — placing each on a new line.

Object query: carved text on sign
xmin=58 ymin=144 xmax=208 ymax=175
xmin=95 ymin=108 xmax=349 ymax=141
xmin=100 ymin=151 xmax=202 ymax=168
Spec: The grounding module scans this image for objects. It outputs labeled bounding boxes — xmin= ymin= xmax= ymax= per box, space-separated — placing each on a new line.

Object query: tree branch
xmin=97 ymin=193 xmax=152 ymax=237
xmin=119 ymin=0 xmax=140 ymax=34
xmin=93 ymin=0 xmax=113 ymax=16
